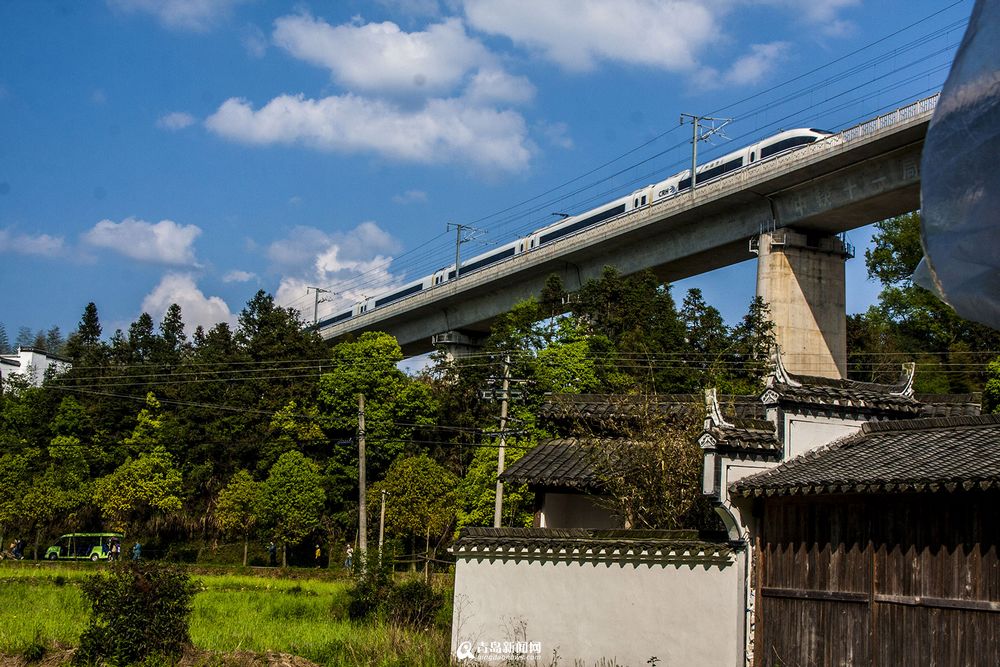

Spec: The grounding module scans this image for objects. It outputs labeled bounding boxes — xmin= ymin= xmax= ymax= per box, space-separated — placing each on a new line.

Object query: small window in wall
xmin=750 ymin=151 xmax=755 ymax=162
xmin=641 ymin=195 xmax=647 ymax=205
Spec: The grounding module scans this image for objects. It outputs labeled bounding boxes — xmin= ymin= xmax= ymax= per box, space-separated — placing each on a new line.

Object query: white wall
xmin=784 ymin=414 xmax=863 ymax=460
xmin=452 ymin=549 xmax=744 ymax=666
xmin=0 ymin=348 xmax=70 ymax=387
xmin=539 ymin=492 xmax=621 ymax=529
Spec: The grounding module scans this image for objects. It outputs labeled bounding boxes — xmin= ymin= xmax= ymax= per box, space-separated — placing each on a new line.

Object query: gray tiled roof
xmin=730 ymin=414 xmax=1000 ymax=497
xmin=539 ymin=393 xmax=766 ymax=422
xmin=703 ymin=418 xmax=780 ymax=454
xmin=451 ymin=527 xmax=733 ymax=558
xmin=767 ymin=371 xmax=923 ymax=414
xmin=916 ymin=393 xmax=982 ymax=417
xmin=499 ymin=438 xmax=624 ymax=489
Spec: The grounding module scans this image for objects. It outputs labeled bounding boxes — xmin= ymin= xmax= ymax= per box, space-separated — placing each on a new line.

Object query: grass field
xmin=0 ymin=562 xmax=451 ymax=666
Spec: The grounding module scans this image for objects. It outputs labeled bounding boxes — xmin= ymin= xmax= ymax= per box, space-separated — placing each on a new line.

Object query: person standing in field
xmin=345 ymin=544 xmax=353 ymax=569
xmin=131 ymin=542 xmax=141 ymax=561
xmin=268 ymin=541 xmax=277 ymax=567
xmin=314 ymin=544 xmax=322 ymax=568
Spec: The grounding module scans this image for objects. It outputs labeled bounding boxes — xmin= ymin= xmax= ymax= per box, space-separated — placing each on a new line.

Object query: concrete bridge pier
xmin=431 ymin=330 xmax=487 ymax=363
xmin=754 ymin=228 xmax=852 ymax=379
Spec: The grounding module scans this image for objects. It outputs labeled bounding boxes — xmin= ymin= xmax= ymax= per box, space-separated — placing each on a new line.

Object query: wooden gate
xmin=753 ymin=492 xmax=1000 ymax=666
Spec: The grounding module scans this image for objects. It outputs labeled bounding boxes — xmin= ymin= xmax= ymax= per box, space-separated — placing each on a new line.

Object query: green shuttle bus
xmin=45 ymin=533 xmax=123 ymax=561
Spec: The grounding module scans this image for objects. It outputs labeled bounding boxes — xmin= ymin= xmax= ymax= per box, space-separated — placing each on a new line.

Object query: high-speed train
xmin=317 ymin=127 xmax=834 ymax=329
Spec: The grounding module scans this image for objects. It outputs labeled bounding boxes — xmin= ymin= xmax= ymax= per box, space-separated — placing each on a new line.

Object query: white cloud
xmin=141 ymin=273 xmax=236 ymax=331
xmin=156 ymin=111 xmax=196 ymax=130
xmin=0 ymin=228 xmax=66 ymax=257
xmin=242 ymin=24 xmax=268 ymax=58
xmin=268 ymin=222 xmax=409 ymax=320
xmin=107 ymin=0 xmax=249 ymax=32
xmin=463 ymin=0 xmax=716 ymax=72
xmin=392 ymin=189 xmax=429 ymax=204
xmin=464 ymin=68 xmax=535 ymax=105
xmin=222 ymin=269 xmax=256 ymax=283
xmin=83 ymin=217 xmax=201 ymax=265
xmin=723 ymin=42 xmax=790 ymax=86
xmin=273 ymin=15 xmax=492 ymax=98
xmin=753 ymin=0 xmax=860 ymax=31
xmin=205 ymin=93 xmax=533 ymax=173
xmin=536 ymin=121 xmax=573 ymax=149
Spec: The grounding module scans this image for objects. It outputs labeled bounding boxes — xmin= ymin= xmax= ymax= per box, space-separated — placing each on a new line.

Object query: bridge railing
xmin=838 ymin=94 xmax=939 ymax=143
xmin=694 ymin=93 xmax=940 ymax=204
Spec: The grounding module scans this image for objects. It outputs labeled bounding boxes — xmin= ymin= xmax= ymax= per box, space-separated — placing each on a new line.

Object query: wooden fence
xmin=754 ymin=491 xmax=999 ymax=666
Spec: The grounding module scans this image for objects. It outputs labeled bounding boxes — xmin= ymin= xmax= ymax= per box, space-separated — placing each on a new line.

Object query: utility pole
xmin=492 ymin=355 xmax=511 ymax=528
xmin=679 ymin=113 xmax=732 ymax=194
xmin=447 ymin=222 xmax=484 ymax=278
xmin=307 ymin=286 xmax=331 ymax=325
xmin=378 ymin=489 xmax=387 ymax=567
xmin=357 ymin=394 xmax=367 ymax=562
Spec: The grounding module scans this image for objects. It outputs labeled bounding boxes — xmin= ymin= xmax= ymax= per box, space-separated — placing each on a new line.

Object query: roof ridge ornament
xmin=769 ymin=346 xmax=801 ymax=388
xmin=893 ymin=362 xmax=916 ymax=397
xmin=704 ymin=388 xmax=735 ymax=429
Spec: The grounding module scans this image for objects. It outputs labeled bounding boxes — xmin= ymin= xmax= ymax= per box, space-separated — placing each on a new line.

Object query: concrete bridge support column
xmin=754 ymin=229 xmax=851 ymax=379
xmin=431 ymin=330 xmax=487 ymax=363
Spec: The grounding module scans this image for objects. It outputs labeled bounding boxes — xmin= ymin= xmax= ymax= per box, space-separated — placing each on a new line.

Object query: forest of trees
xmin=1 ymin=213 xmax=997 ymax=564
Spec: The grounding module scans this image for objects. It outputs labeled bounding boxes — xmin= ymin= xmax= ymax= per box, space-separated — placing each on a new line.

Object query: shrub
xmin=385 ymin=579 xmax=443 ymax=629
xmin=73 ymin=561 xmax=195 ymax=666
xmin=345 ymin=556 xmax=393 ymax=621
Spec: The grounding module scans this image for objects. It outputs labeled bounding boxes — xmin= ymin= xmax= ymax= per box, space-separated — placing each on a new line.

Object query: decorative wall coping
xmin=451 ymin=527 xmax=737 ymax=566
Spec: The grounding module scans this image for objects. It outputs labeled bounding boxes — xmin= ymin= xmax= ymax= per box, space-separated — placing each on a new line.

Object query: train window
xmin=760 ymin=135 xmax=815 ymax=159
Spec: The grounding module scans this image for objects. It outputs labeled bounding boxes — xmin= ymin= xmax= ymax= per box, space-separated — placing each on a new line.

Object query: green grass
xmin=0 ymin=562 xmax=450 ymax=666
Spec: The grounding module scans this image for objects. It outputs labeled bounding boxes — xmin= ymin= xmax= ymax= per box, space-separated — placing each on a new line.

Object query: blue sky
xmin=0 ymin=0 xmax=972 ymax=344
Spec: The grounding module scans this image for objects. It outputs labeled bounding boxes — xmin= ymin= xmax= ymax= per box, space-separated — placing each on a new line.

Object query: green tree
xmin=123 ymin=392 xmax=165 ymax=457
xmin=721 ymin=297 xmax=776 ymax=394
xmin=860 ymin=212 xmax=1000 ymax=391
xmin=64 ymin=302 xmax=106 ymax=366
xmin=45 ymin=326 xmax=65 ymax=356
xmin=260 ymin=400 xmax=325 ymax=473
xmin=215 ymin=470 xmax=261 ymax=566
xmin=455 ymin=439 xmax=535 ymax=531
xmin=158 ymin=303 xmax=187 ymax=363
xmin=680 ymin=288 xmax=731 ymax=389
xmin=318 ymin=332 xmax=436 ymax=484
xmin=983 ymin=357 xmax=1000 ymax=414
xmin=573 ymin=267 xmax=687 ymax=391
xmin=259 ymin=451 xmax=326 ymax=567
xmin=128 ymin=312 xmax=158 ymax=364
xmin=370 ymin=454 xmax=458 ymax=577
xmin=0 ymin=453 xmax=29 ymax=548
xmin=534 ymin=317 xmax=602 ymax=394
xmin=92 ymin=446 xmax=183 ymax=533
